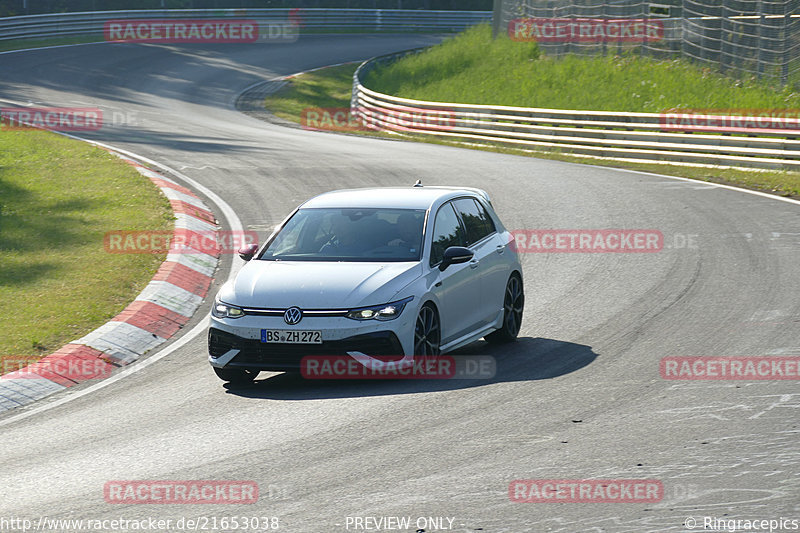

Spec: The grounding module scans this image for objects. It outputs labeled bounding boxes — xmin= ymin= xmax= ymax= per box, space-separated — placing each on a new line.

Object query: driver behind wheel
xmin=320 ymin=214 xmax=367 ymax=255
xmin=388 ymin=212 xmax=422 ymax=254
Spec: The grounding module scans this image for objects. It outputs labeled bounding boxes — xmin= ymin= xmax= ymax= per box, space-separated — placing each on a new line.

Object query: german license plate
xmin=261 ymin=329 xmax=322 ymax=344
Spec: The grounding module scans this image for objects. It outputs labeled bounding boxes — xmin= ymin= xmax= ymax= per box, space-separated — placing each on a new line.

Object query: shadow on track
xmin=221 ymin=336 xmax=597 ymax=400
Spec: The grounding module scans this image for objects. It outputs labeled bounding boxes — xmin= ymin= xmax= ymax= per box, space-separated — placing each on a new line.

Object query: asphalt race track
xmin=1 ymin=35 xmax=799 ymax=532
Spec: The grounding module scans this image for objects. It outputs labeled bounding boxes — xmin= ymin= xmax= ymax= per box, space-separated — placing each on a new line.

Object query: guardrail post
xmin=780 ymin=6 xmax=789 ymax=85
xmin=492 ymin=0 xmax=503 ymax=38
xmin=756 ymin=0 xmax=765 ymax=78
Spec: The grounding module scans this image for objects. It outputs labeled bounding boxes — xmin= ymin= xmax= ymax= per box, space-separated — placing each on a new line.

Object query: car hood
xmin=220 ymin=260 xmax=422 ymax=309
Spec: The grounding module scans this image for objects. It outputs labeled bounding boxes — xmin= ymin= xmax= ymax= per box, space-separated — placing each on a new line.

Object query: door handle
xmin=469 ymin=259 xmax=480 ymax=269
xmin=496 ymin=244 xmax=505 ymax=254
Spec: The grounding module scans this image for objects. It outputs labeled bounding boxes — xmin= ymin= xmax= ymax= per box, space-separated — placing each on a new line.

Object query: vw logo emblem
xmin=284 ymin=307 xmax=302 ymax=325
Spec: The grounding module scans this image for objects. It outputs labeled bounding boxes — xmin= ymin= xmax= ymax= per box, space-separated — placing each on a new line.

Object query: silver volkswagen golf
xmin=208 ymin=184 xmax=524 ymax=383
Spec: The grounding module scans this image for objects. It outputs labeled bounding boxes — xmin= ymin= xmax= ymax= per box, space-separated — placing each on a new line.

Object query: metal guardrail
xmin=6 ymin=9 xmax=796 ymax=170
xmin=0 ymin=8 xmax=492 ymax=41
xmin=351 ymin=50 xmax=800 ymax=171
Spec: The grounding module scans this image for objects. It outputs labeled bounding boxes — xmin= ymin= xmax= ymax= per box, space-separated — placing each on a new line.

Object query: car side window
xmin=473 ymin=199 xmax=497 ymax=235
xmin=453 ymin=198 xmax=496 ymax=246
xmin=430 ymin=202 xmax=466 ymax=266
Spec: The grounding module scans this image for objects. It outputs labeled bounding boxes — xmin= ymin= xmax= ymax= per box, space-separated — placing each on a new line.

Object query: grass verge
xmin=263 ymin=37 xmax=800 ymax=198
xmin=365 ymin=24 xmax=800 ymax=111
xmin=0 ymin=129 xmax=173 ymax=361
xmin=265 ymin=63 xmax=361 ymax=123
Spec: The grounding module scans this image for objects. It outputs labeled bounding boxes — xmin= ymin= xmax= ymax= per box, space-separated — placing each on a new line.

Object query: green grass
xmin=0 ymin=130 xmax=173 ymax=360
xmin=266 ymin=63 xmax=360 ymax=122
xmin=365 ymin=24 xmax=800 ymax=112
xmin=265 ymin=62 xmax=392 ymax=139
xmin=263 ymin=60 xmax=800 ymax=198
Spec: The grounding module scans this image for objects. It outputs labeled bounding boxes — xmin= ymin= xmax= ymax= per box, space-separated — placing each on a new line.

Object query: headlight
xmin=212 ymin=299 xmax=245 ymax=319
xmin=346 ymin=297 xmax=413 ymax=321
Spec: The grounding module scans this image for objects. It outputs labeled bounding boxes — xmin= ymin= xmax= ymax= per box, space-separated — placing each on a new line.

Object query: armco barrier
xmin=351 ymin=50 xmax=800 ymax=171
xmin=0 ymin=8 xmax=491 ymax=42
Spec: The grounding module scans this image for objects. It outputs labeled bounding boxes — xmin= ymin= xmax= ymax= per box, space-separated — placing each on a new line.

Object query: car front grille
xmin=208 ymin=328 xmax=404 ymax=370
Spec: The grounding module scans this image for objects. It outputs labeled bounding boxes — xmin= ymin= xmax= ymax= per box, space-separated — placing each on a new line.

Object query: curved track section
xmin=0 ymin=35 xmax=798 ymax=532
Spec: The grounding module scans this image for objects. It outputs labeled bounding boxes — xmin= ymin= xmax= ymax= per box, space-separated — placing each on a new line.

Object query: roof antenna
xmin=413 ymin=180 xmax=423 ymax=187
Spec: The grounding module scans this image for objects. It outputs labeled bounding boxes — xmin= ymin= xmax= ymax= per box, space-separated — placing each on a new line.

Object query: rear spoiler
xmin=412 ymin=182 xmax=493 ymax=207
xmin=460 ymin=187 xmax=493 ymax=207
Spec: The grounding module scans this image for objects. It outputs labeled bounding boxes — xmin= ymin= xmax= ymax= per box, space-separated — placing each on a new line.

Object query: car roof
xmin=300 ymin=186 xmax=491 ymax=210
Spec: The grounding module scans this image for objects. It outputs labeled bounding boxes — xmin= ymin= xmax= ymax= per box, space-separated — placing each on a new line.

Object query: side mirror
xmin=439 ymin=246 xmax=473 ymax=271
xmin=238 ymin=243 xmax=259 ymax=261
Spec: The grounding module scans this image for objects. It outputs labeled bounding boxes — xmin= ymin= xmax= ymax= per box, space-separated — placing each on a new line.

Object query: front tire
xmin=485 ymin=274 xmax=524 ymax=344
xmin=213 ymin=367 xmax=259 ymax=384
xmin=414 ymin=303 xmax=441 ymax=359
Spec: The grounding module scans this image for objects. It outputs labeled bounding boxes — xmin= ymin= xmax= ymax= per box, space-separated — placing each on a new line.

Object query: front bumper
xmin=208 ymin=326 xmax=407 ymax=372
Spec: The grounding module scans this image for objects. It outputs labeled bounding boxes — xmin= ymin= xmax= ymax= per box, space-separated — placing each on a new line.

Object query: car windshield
xmin=259 ymin=208 xmax=426 ymax=262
